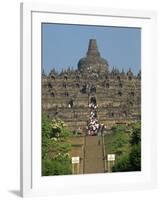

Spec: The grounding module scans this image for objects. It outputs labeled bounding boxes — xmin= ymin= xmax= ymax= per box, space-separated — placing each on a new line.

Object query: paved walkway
xmin=84 ymin=135 xmax=104 ymax=174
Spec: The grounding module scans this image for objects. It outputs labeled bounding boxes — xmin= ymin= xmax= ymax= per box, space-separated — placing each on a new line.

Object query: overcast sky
xmin=42 ymin=23 xmax=141 ymax=75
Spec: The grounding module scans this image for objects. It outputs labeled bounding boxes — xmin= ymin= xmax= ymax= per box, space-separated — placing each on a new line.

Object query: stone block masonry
xmin=42 ymin=39 xmax=141 ymax=132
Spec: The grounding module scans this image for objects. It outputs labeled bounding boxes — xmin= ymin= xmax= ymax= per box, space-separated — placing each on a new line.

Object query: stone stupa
xmin=78 ymin=39 xmax=109 ymax=74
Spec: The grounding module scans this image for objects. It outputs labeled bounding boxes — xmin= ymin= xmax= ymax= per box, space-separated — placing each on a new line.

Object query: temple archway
xmin=90 ymin=96 xmax=97 ymax=105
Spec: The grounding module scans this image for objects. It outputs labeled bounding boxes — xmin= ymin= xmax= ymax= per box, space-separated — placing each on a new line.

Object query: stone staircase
xmin=84 ymin=136 xmax=104 ymax=174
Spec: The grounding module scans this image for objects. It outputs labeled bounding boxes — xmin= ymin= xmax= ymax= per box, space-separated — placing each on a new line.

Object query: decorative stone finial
xmin=86 ymin=39 xmax=100 ymax=57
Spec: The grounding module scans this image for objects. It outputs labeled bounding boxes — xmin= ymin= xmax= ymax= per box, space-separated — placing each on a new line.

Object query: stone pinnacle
xmin=86 ymin=39 xmax=100 ymax=57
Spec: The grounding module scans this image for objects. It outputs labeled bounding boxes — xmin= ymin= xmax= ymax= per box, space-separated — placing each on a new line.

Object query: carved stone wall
xmin=42 ymin=39 xmax=141 ymax=131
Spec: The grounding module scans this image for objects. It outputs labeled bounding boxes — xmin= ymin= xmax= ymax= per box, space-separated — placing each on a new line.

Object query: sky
xmin=42 ymin=23 xmax=141 ymax=75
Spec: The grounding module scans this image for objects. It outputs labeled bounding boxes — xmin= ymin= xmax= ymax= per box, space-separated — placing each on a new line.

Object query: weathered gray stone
xmin=42 ymin=39 xmax=141 ymax=131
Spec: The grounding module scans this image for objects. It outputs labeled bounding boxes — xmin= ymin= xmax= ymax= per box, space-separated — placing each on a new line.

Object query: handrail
xmin=102 ymin=133 xmax=107 ymax=172
xmin=83 ymin=135 xmax=86 ymax=174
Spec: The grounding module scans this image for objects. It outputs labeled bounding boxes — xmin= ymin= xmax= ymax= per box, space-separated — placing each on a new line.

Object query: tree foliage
xmin=111 ymin=124 xmax=129 ymax=156
xmin=112 ymin=121 xmax=141 ymax=172
xmin=42 ymin=114 xmax=52 ymax=159
xmin=112 ymin=154 xmax=130 ymax=172
xmin=42 ymin=113 xmax=72 ymax=176
xmin=51 ymin=119 xmax=72 ymax=139
xmin=130 ymin=121 xmax=141 ymax=145
xmin=129 ymin=142 xmax=141 ymax=171
xmin=42 ymin=155 xmax=72 ymax=176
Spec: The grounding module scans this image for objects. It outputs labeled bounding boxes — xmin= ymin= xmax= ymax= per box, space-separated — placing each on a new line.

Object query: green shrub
xmin=129 ymin=143 xmax=141 ymax=171
xmin=42 ymin=113 xmax=72 ymax=175
xmin=130 ymin=121 xmax=141 ymax=145
xmin=42 ymin=155 xmax=72 ymax=176
xmin=51 ymin=119 xmax=72 ymax=139
xmin=112 ymin=154 xmax=130 ymax=172
xmin=111 ymin=121 xmax=141 ymax=172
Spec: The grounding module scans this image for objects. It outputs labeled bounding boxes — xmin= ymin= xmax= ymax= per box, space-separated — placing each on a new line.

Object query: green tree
xmin=130 ymin=121 xmax=141 ymax=145
xmin=111 ymin=124 xmax=126 ymax=133
xmin=112 ymin=154 xmax=130 ymax=172
xmin=112 ymin=121 xmax=141 ymax=172
xmin=111 ymin=124 xmax=129 ymax=156
xmin=129 ymin=142 xmax=141 ymax=171
xmin=42 ymin=155 xmax=72 ymax=176
xmin=42 ymin=113 xmax=52 ymax=139
xmin=51 ymin=119 xmax=72 ymax=139
xmin=42 ymin=113 xmax=52 ymax=159
xmin=42 ymin=114 xmax=72 ymax=176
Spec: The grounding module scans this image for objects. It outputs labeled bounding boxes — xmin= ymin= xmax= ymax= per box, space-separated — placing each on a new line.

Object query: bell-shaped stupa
xmin=78 ymin=39 xmax=108 ymax=73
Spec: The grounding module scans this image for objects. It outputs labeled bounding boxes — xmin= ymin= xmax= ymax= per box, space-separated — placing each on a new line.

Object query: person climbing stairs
xmin=83 ymin=99 xmax=105 ymax=173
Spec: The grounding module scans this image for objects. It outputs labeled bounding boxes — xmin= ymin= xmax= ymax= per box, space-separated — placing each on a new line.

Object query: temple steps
xmin=84 ymin=136 xmax=104 ymax=174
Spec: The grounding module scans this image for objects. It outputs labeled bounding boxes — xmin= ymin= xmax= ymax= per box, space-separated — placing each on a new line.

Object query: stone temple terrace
xmin=42 ymin=39 xmax=141 ymax=133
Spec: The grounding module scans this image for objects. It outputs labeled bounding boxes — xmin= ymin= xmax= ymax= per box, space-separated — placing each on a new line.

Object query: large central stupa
xmin=78 ymin=39 xmax=109 ymax=73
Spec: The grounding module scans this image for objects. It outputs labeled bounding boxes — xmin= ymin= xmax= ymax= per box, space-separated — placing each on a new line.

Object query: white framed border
xmin=20 ymin=2 xmax=157 ymax=197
